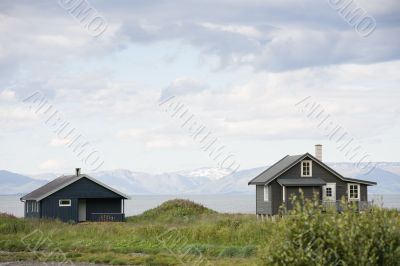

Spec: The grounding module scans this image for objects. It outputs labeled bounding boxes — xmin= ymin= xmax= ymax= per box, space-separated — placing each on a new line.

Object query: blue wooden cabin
xmin=20 ymin=168 xmax=130 ymax=222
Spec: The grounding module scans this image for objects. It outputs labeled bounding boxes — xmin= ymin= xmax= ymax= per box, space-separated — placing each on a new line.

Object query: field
xmin=0 ymin=198 xmax=399 ymax=266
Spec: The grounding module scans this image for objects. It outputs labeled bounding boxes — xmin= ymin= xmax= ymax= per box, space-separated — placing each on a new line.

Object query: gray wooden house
xmin=20 ymin=168 xmax=130 ymax=222
xmin=248 ymin=145 xmax=377 ymax=217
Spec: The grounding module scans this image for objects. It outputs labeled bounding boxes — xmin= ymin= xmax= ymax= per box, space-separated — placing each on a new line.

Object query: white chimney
xmin=315 ymin=144 xmax=322 ymax=161
xmin=76 ymin=168 xmax=81 ymax=176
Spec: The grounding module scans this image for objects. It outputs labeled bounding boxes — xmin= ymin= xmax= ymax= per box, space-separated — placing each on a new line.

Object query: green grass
xmin=0 ymin=198 xmax=399 ymax=265
xmin=127 ymin=199 xmax=217 ymax=224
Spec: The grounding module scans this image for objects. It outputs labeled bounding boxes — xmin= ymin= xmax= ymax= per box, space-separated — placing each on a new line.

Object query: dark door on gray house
xmin=285 ymin=187 xmax=321 ymax=210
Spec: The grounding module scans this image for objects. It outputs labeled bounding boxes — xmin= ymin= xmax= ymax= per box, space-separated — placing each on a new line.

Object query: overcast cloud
xmin=0 ymin=0 xmax=399 ymax=174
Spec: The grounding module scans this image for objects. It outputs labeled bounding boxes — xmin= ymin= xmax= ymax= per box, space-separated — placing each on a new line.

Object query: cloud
xmin=160 ymin=77 xmax=208 ymax=100
xmin=0 ymin=3 xmax=121 ymax=96
xmin=0 ymin=89 xmax=16 ymax=101
xmin=115 ymin=128 xmax=147 ymax=140
xmin=49 ymin=137 xmax=71 ymax=147
xmin=39 ymin=159 xmax=63 ymax=170
xmin=115 ymin=0 xmax=400 ymax=71
xmin=1 ymin=0 xmax=399 ymax=173
xmin=0 ymin=89 xmax=38 ymax=129
xmin=115 ymin=128 xmax=191 ymax=149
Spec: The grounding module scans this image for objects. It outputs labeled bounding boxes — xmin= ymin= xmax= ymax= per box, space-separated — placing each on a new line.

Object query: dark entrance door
xmin=78 ymin=199 xmax=86 ymax=222
xmin=285 ymin=186 xmax=321 ymax=210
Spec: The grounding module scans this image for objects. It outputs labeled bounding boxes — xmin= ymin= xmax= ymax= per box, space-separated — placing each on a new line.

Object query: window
xmin=301 ymin=160 xmax=312 ymax=177
xmin=348 ymin=184 xmax=360 ymax=200
xmin=31 ymin=202 xmax=34 ymax=212
xmin=264 ymin=186 xmax=269 ymax=202
xmin=26 ymin=202 xmax=29 ymax=213
xmin=34 ymin=202 xmax=39 ymax=212
xmin=59 ymin=199 xmax=71 ymax=207
xmin=326 ymin=187 xmax=332 ymax=197
xmin=282 ymin=186 xmax=286 ymax=202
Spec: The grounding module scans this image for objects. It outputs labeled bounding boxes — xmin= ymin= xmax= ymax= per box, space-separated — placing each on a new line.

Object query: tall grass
xmin=0 ymin=199 xmax=399 ymax=265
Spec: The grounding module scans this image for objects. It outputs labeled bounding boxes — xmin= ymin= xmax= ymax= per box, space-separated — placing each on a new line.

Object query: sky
xmin=0 ymin=0 xmax=399 ymax=175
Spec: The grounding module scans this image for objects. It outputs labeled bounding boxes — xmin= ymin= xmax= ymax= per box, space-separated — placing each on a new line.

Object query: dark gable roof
xmin=21 ymin=174 xmax=130 ymax=201
xmin=248 ymin=154 xmax=304 ymax=185
xmin=248 ymin=153 xmax=377 ymax=186
xmin=21 ymin=175 xmax=76 ymax=201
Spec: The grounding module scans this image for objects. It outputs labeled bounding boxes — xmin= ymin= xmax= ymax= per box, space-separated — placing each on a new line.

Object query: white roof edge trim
xmin=34 ymin=175 xmax=131 ymax=201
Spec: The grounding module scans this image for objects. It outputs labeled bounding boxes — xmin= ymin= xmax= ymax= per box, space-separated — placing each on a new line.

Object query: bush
xmin=260 ymin=196 xmax=400 ymax=266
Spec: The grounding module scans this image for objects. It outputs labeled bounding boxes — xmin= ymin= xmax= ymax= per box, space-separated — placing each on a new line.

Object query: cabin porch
xmin=78 ymin=198 xmax=125 ymax=222
xmin=321 ymin=200 xmax=374 ymax=212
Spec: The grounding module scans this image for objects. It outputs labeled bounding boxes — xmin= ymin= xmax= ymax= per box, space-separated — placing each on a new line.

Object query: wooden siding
xmin=41 ymin=198 xmax=78 ymax=222
xmin=360 ymin=184 xmax=368 ymax=201
xmin=48 ymin=177 xmax=123 ymax=199
xmin=271 ymin=180 xmax=282 ymax=215
xmin=256 ymin=185 xmax=271 ymax=214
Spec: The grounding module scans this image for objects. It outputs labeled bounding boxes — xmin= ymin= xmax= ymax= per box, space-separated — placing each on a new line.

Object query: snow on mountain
xmin=186 ymin=167 xmax=267 ymax=194
xmin=176 ymin=167 xmax=234 ymax=181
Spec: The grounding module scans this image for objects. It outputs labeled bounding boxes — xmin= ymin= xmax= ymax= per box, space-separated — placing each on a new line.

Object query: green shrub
xmin=260 ymin=196 xmax=400 ymax=266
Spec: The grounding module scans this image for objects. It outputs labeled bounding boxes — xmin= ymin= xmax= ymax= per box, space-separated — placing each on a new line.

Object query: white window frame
xmin=282 ymin=186 xmax=286 ymax=202
xmin=59 ymin=199 xmax=71 ymax=207
xmin=348 ymin=183 xmax=360 ymax=201
xmin=301 ymin=160 xmax=312 ymax=177
xmin=264 ymin=185 xmax=269 ymax=202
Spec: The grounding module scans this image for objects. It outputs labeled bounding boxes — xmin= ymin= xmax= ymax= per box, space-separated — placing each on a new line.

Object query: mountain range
xmin=0 ymin=163 xmax=399 ymax=195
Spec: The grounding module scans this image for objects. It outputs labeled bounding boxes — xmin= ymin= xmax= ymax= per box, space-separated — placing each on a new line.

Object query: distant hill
xmin=0 ymin=170 xmax=46 ymax=195
xmin=356 ymin=168 xmax=400 ymax=194
xmin=328 ymin=163 xmax=400 ymax=194
xmin=0 ymin=163 xmax=399 ymax=195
